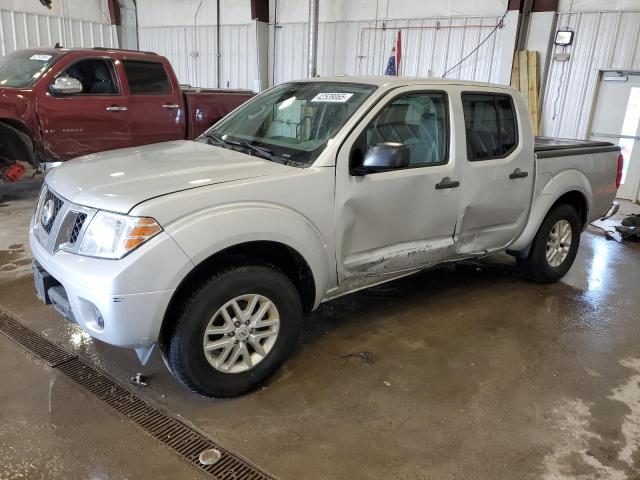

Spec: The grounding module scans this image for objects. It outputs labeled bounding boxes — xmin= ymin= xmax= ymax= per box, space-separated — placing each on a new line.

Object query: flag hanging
xmin=384 ymin=30 xmax=402 ymax=76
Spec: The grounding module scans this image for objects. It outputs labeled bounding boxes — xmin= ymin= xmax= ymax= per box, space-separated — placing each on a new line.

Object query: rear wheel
xmin=519 ymin=204 xmax=581 ymax=283
xmin=165 ymin=264 xmax=302 ymax=397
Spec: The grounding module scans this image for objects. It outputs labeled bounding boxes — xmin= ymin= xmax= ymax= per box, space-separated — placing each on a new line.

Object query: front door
xmin=121 ymin=59 xmax=185 ymax=146
xmin=590 ymin=72 xmax=640 ymax=202
xmin=335 ymin=87 xmax=462 ymax=287
xmin=455 ymin=91 xmax=534 ymax=254
xmin=38 ymin=57 xmax=131 ymax=160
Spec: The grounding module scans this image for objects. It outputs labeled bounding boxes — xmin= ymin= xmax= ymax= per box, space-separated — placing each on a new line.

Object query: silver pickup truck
xmin=30 ymin=77 xmax=622 ymax=397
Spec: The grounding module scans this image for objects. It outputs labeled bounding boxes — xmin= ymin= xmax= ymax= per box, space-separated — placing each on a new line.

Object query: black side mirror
xmin=352 ymin=142 xmax=410 ymax=176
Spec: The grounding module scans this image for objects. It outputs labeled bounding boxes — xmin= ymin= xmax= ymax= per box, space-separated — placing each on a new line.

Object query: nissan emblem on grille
xmin=41 ymin=199 xmax=55 ymax=227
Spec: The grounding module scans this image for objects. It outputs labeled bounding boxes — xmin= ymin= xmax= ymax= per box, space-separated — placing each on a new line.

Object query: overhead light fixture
xmin=554 ymin=30 xmax=574 ymax=46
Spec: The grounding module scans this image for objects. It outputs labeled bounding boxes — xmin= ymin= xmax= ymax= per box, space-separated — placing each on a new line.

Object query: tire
xmin=519 ymin=204 xmax=581 ymax=283
xmin=165 ymin=264 xmax=303 ymax=397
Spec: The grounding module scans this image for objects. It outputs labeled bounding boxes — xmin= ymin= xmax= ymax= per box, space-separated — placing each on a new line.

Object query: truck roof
xmin=292 ymin=75 xmax=519 ymax=91
xmin=19 ymin=47 xmax=161 ymax=60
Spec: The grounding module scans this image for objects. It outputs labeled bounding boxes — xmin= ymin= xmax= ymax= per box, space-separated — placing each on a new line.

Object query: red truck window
xmin=122 ymin=60 xmax=172 ymax=95
xmin=61 ymin=59 xmax=118 ymax=95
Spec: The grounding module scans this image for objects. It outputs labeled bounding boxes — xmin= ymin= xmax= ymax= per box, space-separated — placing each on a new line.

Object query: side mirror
xmin=353 ymin=142 xmax=410 ymax=176
xmin=50 ymin=76 xmax=83 ymax=95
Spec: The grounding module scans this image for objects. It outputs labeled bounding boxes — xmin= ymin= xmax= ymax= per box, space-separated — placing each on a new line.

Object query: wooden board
xmin=527 ymin=50 xmax=539 ymax=135
xmin=511 ymin=51 xmax=520 ymax=90
xmin=518 ymin=50 xmax=529 ymax=108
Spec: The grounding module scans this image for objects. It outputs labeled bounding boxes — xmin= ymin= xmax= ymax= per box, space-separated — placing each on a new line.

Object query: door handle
xmin=435 ymin=177 xmax=461 ymax=190
xmin=509 ymin=168 xmax=529 ymax=179
xmin=162 ymin=103 xmax=180 ymax=109
xmin=106 ymin=105 xmax=128 ymax=112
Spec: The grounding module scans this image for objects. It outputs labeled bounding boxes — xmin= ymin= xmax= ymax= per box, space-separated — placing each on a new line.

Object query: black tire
xmin=519 ymin=204 xmax=581 ymax=283
xmin=165 ymin=264 xmax=302 ymax=397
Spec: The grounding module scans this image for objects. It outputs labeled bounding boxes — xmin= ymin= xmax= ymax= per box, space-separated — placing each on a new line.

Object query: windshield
xmin=0 ymin=51 xmax=60 ymax=88
xmin=199 ymin=82 xmax=375 ymax=166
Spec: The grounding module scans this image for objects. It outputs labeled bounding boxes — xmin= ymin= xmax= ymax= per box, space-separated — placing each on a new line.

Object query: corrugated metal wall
xmin=540 ymin=10 xmax=640 ymax=138
xmin=273 ymin=15 xmax=509 ymax=84
xmin=0 ymin=8 xmax=117 ymax=55
xmin=138 ymin=24 xmax=258 ymax=90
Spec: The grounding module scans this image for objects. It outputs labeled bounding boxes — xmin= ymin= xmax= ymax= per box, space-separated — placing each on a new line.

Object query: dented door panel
xmin=334 ymin=86 xmax=463 ymax=287
xmin=456 ymin=89 xmax=535 ymax=254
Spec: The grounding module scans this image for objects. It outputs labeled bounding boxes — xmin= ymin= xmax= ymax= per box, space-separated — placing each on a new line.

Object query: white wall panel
xmin=540 ymin=10 xmax=640 ymax=138
xmin=273 ymin=14 xmax=516 ymax=85
xmin=138 ymin=23 xmax=258 ymax=90
xmin=0 ymin=7 xmax=117 ymax=56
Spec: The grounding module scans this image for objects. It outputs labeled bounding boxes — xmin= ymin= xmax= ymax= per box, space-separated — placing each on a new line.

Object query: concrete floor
xmin=1 ymin=176 xmax=640 ymax=479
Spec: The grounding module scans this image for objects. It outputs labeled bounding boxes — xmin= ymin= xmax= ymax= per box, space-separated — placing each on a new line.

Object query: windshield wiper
xmin=202 ymin=133 xmax=298 ymax=166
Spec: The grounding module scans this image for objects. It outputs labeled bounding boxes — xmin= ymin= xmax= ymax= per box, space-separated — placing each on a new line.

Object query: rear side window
xmin=123 ymin=60 xmax=171 ymax=95
xmin=462 ymin=93 xmax=518 ymax=161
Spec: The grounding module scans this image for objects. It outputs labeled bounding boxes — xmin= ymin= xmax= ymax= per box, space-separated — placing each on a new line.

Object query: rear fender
xmin=509 ymin=169 xmax=591 ymax=252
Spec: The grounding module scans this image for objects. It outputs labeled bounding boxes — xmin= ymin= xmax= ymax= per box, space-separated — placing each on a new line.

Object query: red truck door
xmin=38 ymin=57 xmax=132 ymax=159
xmin=121 ymin=59 xmax=185 ymax=146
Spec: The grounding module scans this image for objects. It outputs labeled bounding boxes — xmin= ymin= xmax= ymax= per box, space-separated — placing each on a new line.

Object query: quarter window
xmin=462 ymin=93 xmax=518 ymax=161
xmin=363 ymin=92 xmax=449 ymax=167
xmin=123 ymin=60 xmax=172 ymax=95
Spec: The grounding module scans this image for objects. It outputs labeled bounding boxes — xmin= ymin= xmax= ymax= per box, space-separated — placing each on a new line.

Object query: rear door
xmin=38 ymin=57 xmax=131 ymax=159
xmin=335 ymin=87 xmax=462 ymax=286
xmin=455 ymin=90 xmax=534 ymax=254
xmin=122 ymin=59 xmax=185 ymax=146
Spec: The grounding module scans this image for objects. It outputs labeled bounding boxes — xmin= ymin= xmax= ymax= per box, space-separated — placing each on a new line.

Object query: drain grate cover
xmin=0 ymin=310 xmax=76 ymax=367
xmin=0 ymin=309 xmax=276 ymax=480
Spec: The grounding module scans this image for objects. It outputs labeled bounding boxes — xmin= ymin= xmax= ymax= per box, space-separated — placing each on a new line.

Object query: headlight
xmin=78 ymin=211 xmax=162 ymax=259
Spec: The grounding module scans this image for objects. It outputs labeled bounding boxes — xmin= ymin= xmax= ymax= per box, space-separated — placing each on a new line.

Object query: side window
xmin=361 ymin=92 xmax=449 ymax=167
xmin=123 ymin=60 xmax=172 ymax=95
xmin=59 ymin=59 xmax=118 ymax=95
xmin=462 ymin=93 xmax=518 ymax=161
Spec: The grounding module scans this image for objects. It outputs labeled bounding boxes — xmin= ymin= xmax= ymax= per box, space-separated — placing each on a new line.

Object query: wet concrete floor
xmin=1 ymin=178 xmax=640 ymax=479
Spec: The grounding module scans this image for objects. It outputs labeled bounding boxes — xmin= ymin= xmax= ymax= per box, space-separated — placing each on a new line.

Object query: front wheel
xmin=518 ymin=204 xmax=581 ymax=283
xmin=165 ymin=264 xmax=302 ymax=397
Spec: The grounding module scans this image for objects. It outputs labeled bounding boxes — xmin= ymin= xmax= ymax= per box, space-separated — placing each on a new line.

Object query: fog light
xmin=95 ymin=309 xmax=104 ymax=329
xmin=87 ymin=301 xmax=104 ymax=330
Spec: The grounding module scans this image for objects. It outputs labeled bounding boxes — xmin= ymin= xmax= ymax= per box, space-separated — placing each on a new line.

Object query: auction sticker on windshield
xmin=311 ymin=93 xmax=354 ymax=103
xmin=30 ymin=54 xmax=52 ymax=61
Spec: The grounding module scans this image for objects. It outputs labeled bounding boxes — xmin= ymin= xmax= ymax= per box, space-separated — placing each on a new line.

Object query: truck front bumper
xmin=29 ymin=224 xmax=193 ymax=351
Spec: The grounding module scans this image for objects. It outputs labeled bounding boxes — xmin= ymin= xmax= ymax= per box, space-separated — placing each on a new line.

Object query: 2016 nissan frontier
xmin=30 ymin=77 xmax=622 ymax=397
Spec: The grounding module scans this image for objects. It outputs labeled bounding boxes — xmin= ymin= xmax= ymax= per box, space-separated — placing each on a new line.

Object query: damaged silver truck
xmin=30 ymin=77 xmax=622 ymax=397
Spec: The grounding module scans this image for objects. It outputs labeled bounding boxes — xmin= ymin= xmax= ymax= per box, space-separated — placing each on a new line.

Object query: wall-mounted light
xmin=38 ymin=0 xmax=53 ymax=9
xmin=554 ymin=30 xmax=574 ymax=46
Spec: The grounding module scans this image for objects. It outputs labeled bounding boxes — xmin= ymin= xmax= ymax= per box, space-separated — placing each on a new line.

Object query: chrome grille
xmin=69 ymin=213 xmax=87 ymax=244
xmin=41 ymin=189 xmax=64 ymax=233
xmin=34 ymin=185 xmax=95 ymax=254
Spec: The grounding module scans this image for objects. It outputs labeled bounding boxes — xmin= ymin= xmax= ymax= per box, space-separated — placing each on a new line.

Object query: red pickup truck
xmin=0 ymin=47 xmax=254 ymax=182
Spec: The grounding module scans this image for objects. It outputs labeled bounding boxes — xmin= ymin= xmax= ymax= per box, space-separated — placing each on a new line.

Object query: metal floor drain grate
xmin=0 ymin=310 xmax=76 ymax=366
xmin=0 ymin=309 xmax=276 ymax=480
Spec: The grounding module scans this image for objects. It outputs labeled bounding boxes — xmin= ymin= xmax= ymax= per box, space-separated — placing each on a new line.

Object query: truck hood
xmin=46 ymin=140 xmax=293 ymax=213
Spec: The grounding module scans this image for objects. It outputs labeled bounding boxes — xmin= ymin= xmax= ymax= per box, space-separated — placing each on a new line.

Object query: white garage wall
xmin=540 ymin=8 xmax=640 ymax=138
xmin=270 ymin=0 xmax=517 ymax=86
xmin=0 ymin=0 xmax=117 ymax=55
xmin=137 ymin=0 xmax=259 ymax=90
xmin=272 ymin=13 xmax=518 ymax=85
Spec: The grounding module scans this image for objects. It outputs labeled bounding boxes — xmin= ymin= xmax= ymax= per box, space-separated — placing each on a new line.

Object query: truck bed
xmin=534 ymin=136 xmax=619 ymax=158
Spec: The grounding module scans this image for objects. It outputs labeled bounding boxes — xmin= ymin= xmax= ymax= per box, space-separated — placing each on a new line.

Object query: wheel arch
xmin=508 ymin=184 xmax=590 ymax=255
xmin=0 ymin=119 xmax=38 ymax=166
xmin=159 ymin=239 xmax=318 ymax=350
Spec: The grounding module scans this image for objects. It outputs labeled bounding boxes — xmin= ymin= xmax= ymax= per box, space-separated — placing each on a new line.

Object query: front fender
xmin=509 ymin=169 xmax=592 ymax=252
xmin=164 ymin=202 xmax=333 ymax=308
